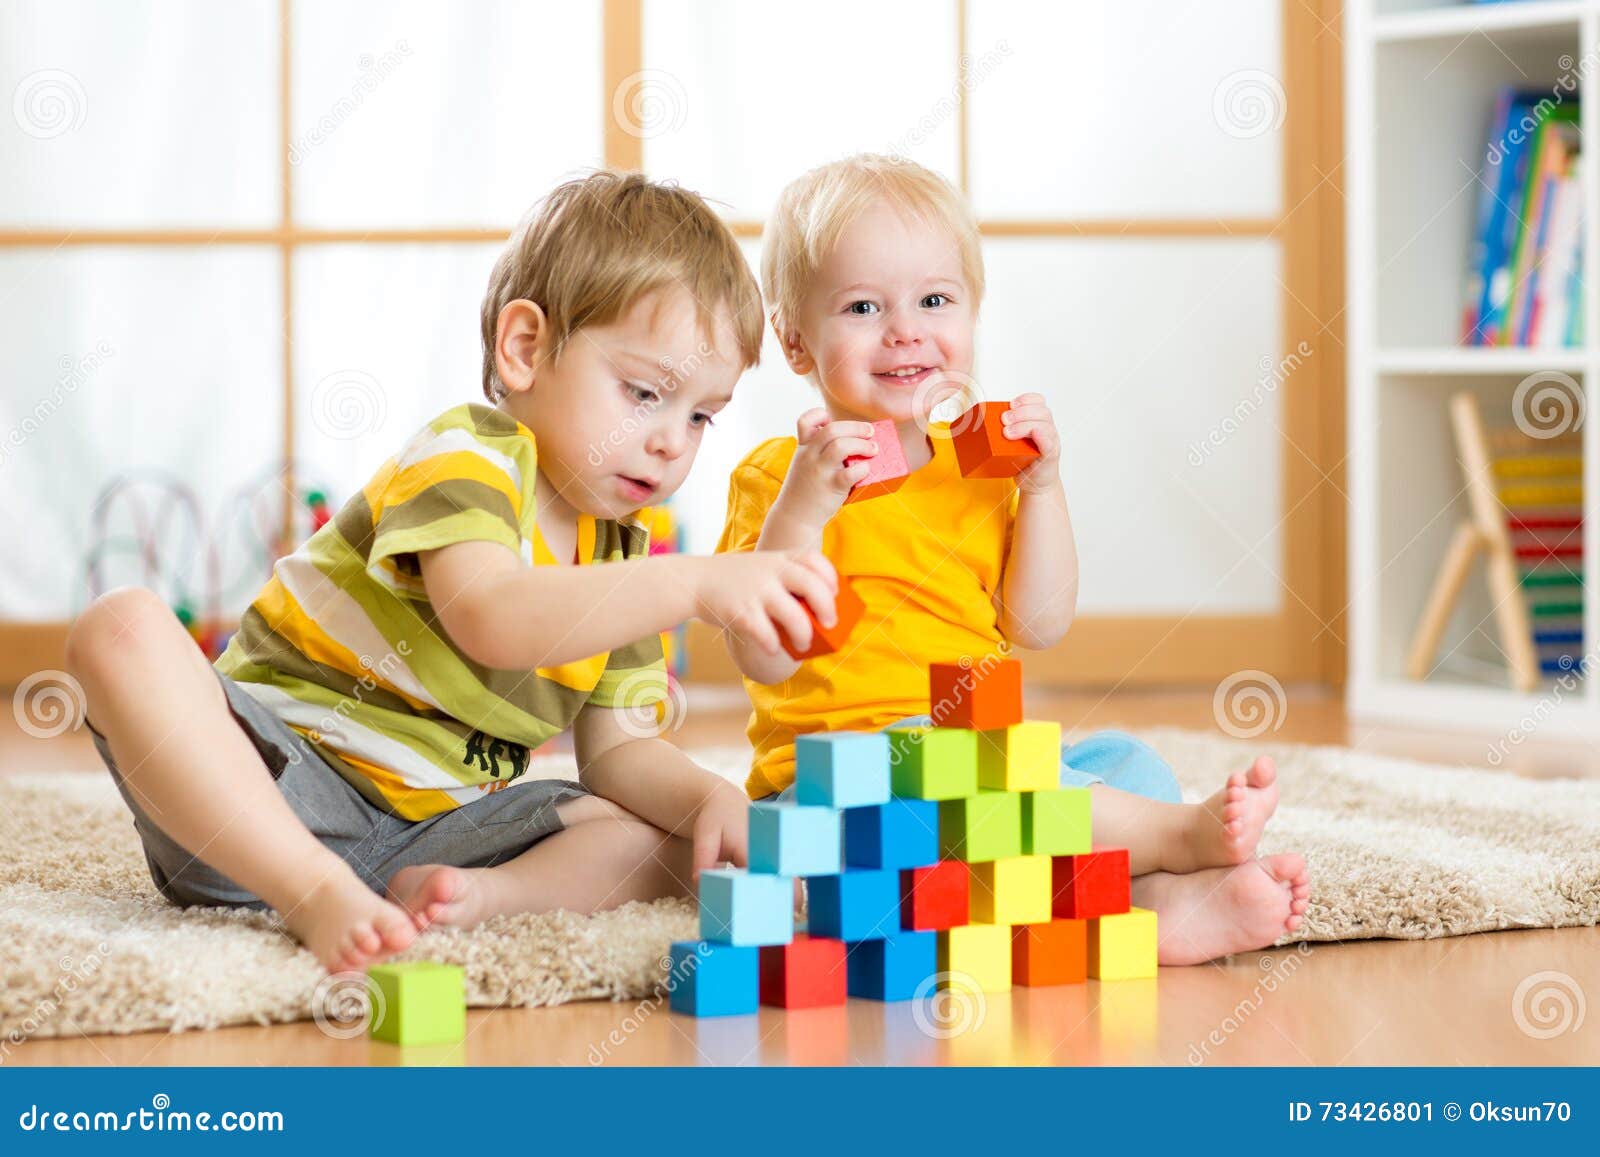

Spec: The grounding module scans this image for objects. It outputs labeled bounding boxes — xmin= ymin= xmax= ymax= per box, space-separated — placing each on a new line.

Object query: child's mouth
xmin=616 ymin=475 xmax=658 ymax=503
xmin=873 ymin=366 xmax=937 ymax=388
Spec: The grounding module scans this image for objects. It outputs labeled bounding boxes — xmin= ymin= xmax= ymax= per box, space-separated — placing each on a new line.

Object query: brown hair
xmin=480 ymin=170 xmax=763 ymax=400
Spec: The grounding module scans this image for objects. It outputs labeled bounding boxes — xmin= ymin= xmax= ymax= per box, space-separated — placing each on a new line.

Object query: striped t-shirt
xmin=216 ymin=403 xmax=667 ymax=820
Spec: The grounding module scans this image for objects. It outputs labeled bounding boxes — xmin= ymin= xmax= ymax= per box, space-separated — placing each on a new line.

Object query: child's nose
xmin=883 ymin=307 xmax=923 ymax=347
xmin=646 ymin=423 xmax=687 ymax=459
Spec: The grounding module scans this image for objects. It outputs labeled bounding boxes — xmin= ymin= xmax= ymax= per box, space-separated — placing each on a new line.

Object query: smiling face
xmin=783 ymin=198 xmax=977 ymax=424
xmin=497 ymin=288 xmax=741 ymax=523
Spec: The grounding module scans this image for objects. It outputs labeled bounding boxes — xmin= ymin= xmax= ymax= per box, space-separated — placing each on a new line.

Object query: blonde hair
xmin=480 ymin=170 xmax=763 ymax=401
xmin=762 ymin=154 xmax=984 ymax=338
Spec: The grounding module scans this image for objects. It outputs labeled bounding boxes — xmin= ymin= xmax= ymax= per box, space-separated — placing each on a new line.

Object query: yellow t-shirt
xmin=716 ymin=428 xmax=1019 ymax=797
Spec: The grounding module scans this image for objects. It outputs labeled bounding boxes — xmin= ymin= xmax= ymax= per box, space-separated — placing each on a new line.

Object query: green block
xmin=367 ymin=962 xmax=466 ymax=1046
xmin=1023 ymin=787 xmax=1091 ymax=856
xmin=887 ymin=725 xmax=978 ymax=800
xmin=939 ymin=789 xmax=1022 ymax=862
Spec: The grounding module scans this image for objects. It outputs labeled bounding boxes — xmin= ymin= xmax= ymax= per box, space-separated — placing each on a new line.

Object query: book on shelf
xmin=1460 ymin=90 xmax=1584 ymax=348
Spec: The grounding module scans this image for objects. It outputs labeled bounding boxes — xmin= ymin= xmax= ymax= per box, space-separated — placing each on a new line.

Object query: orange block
xmin=782 ymin=576 xmax=866 ymax=660
xmin=1012 ymin=918 xmax=1088 ymax=986
xmin=952 ymin=402 xmax=1041 ymax=479
xmin=929 ymin=658 xmax=1022 ymax=730
xmin=845 ymin=419 xmax=911 ymax=503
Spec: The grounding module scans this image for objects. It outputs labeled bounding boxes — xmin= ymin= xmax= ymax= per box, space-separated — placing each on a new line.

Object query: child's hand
xmin=690 ymin=782 xmax=751 ymax=879
xmin=691 ymin=548 xmax=838 ymax=656
xmin=1003 ymin=393 xmax=1063 ymax=495
xmin=784 ymin=408 xmax=879 ymax=524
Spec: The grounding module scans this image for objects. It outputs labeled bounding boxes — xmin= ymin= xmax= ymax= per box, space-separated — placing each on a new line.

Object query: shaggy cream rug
xmin=2 ymin=730 xmax=1597 ymax=1038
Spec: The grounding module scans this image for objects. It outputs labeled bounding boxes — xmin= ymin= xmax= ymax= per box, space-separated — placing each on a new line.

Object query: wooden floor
xmin=4 ymin=684 xmax=1596 ymax=1067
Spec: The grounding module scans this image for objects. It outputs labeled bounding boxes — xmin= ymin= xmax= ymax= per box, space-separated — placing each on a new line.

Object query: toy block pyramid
xmin=668 ymin=657 xmax=1157 ymax=1018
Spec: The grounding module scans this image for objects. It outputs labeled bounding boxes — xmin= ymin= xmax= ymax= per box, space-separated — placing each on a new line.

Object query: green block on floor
xmin=1023 ymin=787 xmax=1091 ymax=856
xmin=940 ymin=789 xmax=1022 ymax=862
xmin=367 ymin=962 xmax=466 ymax=1046
xmin=887 ymin=725 xmax=979 ymax=800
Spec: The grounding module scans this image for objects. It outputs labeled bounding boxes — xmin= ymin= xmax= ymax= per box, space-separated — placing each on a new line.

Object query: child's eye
xmin=921 ymin=293 xmax=949 ymax=308
xmin=624 ymin=381 xmax=659 ymax=405
xmin=845 ymin=300 xmax=879 ymax=316
xmin=690 ymin=412 xmax=716 ymax=429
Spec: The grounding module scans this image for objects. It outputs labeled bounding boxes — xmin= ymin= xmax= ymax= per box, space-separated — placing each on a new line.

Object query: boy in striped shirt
xmin=67 ymin=173 xmax=838 ymax=974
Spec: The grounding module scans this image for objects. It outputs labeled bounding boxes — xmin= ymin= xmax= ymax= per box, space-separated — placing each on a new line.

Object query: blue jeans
xmin=770 ymin=720 xmax=1182 ymax=804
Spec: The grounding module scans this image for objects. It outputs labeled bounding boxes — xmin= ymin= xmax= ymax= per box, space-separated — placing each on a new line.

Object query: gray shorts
xmin=89 ymin=671 xmax=591 ymax=911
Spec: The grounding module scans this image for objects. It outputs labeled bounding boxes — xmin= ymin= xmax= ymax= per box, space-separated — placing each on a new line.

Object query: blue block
xmin=843 ymin=798 xmax=940 ymax=869
xmin=807 ymin=868 xmax=900 ymax=941
xmin=795 ymin=732 xmax=891 ymax=808
xmin=699 ymin=869 xmax=794 ymax=946
xmin=846 ymin=929 xmax=938 ymax=1001
xmin=667 ymin=941 xmax=758 ymax=1016
xmin=748 ymin=802 xmax=842 ymax=876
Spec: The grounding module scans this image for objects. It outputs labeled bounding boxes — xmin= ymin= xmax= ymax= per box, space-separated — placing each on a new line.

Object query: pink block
xmin=845 ymin=419 xmax=910 ymax=503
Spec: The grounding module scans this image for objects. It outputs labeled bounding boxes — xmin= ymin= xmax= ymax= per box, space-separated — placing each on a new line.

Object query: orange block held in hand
xmin=952 ymin=402 xmax=1040 ymax=479
xmin=781 ymin=575 xmax=865 ymax=661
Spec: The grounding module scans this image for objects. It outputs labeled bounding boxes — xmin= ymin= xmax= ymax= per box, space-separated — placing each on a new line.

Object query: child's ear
xmin=495 ymin=299 xmax=550 ymax=396
xmin=771 ymin=311 xmax=814 ymax=376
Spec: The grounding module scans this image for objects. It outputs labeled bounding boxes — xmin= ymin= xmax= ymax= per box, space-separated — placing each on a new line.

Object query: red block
xmin=900 ymin=860 xmax=970 ymax=931
xmin=1013 ymin=918 xmax=1088 ymax=986
xmin=1052 ymin=847 xmax=1131 ymax=919
xmin=929 ymin=658 xmax=1022 ymax=731
xmin=759 ymin=934 xmax=848 ymax=1009
xmin=781 ymin=575 xmax=866 ymax=661
xmin=951 ymin=401 xmax=1041 ymax=479
xmin=845 ymin=419 xmax=911 ymax=503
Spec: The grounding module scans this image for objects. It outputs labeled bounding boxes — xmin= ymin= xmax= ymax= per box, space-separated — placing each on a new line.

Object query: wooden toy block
xmin=969 ymin=853 xmax=1053 ymax=925
xmin=1023 ymin=787 xmax=1092 ymax=856
xmin=847 ymin=929 xmax=938 ymax=1001
xmin=699 ymin=868 xmax=795 ymax=946
xmin=1088 ymin=906 xmax=1158 ymax=979
xmin=748 ymin=801 xmax=842 ymax=877
xmin=759 ymin=933 xmax=848 ymax=1009
xmin=929 ymin=659 xmax=1023 ymax=731
xmin=844 ymin=418 xmax=911 ymax=503
xmin=977 ymin=720 xmax=1061 ymax=791
xmin=1012 ymin=918 xmax=1088 ymax=986
xmin=939 ymin=788 xmax=1022 ymax=862
xmin=886 ymin=724 xmax=978 ymax=800
xmin=901 ymin=860 xmax=970 ymax=931
xmin=1051 ymin=847 xmax=1131 ymax=920
xmin=781 ymin=574 xmax=866 ymax=661
xmin=938 ymin=923 xmax=1012 ymax=993
xmin=668 ymin=940 xmax=759 ymax=1016
xmin=951 ymin=401 xmax=1041 ymax=479
xmin=807 ymin=868 xmax=900 ymax=941
xmin=367 ymin=961 xmax=465 ymax=1046
xmin=795 ymin=731 xmax=891 ymax=808
xmin=843 ymin=798 xmax=940 ymax=870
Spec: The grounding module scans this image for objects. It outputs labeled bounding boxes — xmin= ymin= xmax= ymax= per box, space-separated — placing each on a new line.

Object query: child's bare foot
xmin=1131 ymin=852 xmax=1310 ymax=966
xmin=283 ymin=872 xmax=419 ymax=973
xmin=389 ymin=863 xmax=491 ymax=930
xmin=1188 ymin=756 xmax=1279 ymax=868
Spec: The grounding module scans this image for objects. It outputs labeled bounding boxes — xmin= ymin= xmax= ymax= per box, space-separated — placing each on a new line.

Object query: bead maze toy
xmin=667 ymin=657 xmax=1156 ymax=1017
xmin=952 ymin=401 xmax=1041 ymax=479
xmin=1406 ymin=392 xmax=1584 ymax=690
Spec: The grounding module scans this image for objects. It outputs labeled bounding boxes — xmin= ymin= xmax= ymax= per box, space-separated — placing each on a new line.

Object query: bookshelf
xmin=1347 ymin=0 xmax=1600 ymax=738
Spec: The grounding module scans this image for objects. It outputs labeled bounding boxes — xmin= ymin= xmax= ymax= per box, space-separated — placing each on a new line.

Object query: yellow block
xmin=977 ymin=721 xmax=1061 ymax=792
xmin=939 ymin=923 xmax=1012 ymax=993
xmin=969 ymin=854 xmax=1053 ymax=925
xmin=1089 ymin=906 xmax=1158 ymax=979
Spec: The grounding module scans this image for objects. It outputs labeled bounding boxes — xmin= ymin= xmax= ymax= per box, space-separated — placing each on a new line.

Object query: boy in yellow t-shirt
xmin=717 ymin=155 xmax=1311 ymax=966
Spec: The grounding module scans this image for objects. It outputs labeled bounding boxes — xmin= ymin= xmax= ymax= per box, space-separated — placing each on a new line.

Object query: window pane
xmin=641 ymin=0 xmax=959 ymax=219
xmin=0 ymin=248 xmax=282 ymax=620
xmin=968 ymin=0 xmax=1282 ymax=219
xmin=291 ymin=1 xmax=604 ymax=229
xmin=291 ymin=243 xmax=503 ymax=504
xmin=978 ymin=238 xmax=1286 ymax=614
xmin=0 ymin=0 xmax=279 ymax=227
